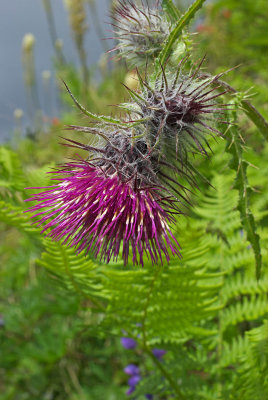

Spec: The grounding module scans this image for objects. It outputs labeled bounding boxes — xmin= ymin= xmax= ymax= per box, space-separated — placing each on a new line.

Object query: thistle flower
xmin=123 ymin=58 xmax=231 ymax=166
xmin=27 ymin=127 xmax=181 ymax=266
xmin=109 ymin=1 xmax=171 ymax=65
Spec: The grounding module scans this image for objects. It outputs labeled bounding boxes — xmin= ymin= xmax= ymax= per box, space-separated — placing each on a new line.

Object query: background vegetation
xmin=0 ymin=0 xmax=268 ymax=399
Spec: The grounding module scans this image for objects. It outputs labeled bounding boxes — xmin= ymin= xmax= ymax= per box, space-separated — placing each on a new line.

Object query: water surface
xmin=0 ymin=0 xmax=110 ymax=141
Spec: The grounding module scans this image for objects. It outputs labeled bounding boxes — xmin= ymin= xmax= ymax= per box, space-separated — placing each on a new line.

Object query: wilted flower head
xmin=123 ymin=58 xmax=231 ymax=166
xmin=27 ymin=126 xmax=181 ymax=266
xmin=109 ymin=1 xmax=171 ymax=65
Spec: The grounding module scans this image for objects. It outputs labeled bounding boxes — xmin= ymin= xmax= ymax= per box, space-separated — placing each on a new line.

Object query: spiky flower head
xmin=110 ymin=1 xmax=171 ymax=65
xmin=27 ymin=127 xmax=181 ymax=266
xmin=123 ymin=58 xmax=231 ymax=166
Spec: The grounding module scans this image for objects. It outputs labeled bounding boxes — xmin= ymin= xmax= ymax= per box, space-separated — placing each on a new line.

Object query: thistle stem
xmin=156 ymin=0 xmax=207 ymax=75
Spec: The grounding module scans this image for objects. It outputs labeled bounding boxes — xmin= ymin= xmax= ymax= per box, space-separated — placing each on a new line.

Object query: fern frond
xmin=104 ymin=248 xmax=221 ymax=346
xmin=230 ymin=321 xmax=268 ymax=400
xmin=0 ymin=200 xmax=35 ymax=234
xmin=221 ymin=295 xmax=268 ymax=332
xmin=36 ymin=239 xmax=107 ymax=308
xmin=220 ymin=335 xmax=250 ymax=367
xmin=0 ymin=147 xmax=25 ymax=198
xmin=194 ymin=174 xmax=240 ymax=235
xmin=221 ymin=273 xmax=268 ymax=303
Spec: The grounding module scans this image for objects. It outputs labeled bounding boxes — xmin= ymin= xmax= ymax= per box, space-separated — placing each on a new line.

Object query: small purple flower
xmin=126 ymin=385 xmax=136 ymax=396
xmin=152 ymin=348 xmax=166 ymax=360
xmin=145 ymin=395 xmax=153 ymax=400
xmin=128 ymin=374 xmax=141 ymax=387
xmin=121 ymin=337 xmax=137 ymax=350
xmin=124 ymin=364 xmax=140 ymax=376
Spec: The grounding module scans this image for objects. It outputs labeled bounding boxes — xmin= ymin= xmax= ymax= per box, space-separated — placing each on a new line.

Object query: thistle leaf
xmin=227 ymin=108 xmax=262 ymax=279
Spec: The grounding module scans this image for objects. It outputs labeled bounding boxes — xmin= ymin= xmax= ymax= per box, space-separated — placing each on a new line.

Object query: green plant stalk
xmin=42 ymin=0 xmax=65 ymax=64
xmin=141 ymin=268 xmax=160 ymax=348
xmin=227 ymin=108 xmax=262 ymax=279
xmin=72 ymin=34 xmax=89 ymax=99
xmin=87 ymin=0 xmax=108 ymax=51
xmin=143 ymin=346 xmax=187 ymax=400
xmin=216 ymin=246 xmax=225 ymax=397
xmin=162 ymin=0 xmax=181 ymax=22
xmin=155 ymin=0 xmax=206 ymax=75
xmin=139 ymin=268 xmax=186 ymax=399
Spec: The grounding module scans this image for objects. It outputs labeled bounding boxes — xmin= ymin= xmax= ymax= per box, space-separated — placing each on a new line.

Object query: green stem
xmin=139 ymin=268 xmax=186 ymax=399
xmin=87 ymin=1 xmax=108 ymax=51
xmin=42 ymin=0 xmax=65 ymax=64
xmin=143 ymin=346 xmax=187 ymax=400
xmin=76 ymin=39 xmax=89 ymax=99
xmin=162 ymin=0 xmax=182 ymax=21
xmin=156 ymin=0 xmax=206 ymax=74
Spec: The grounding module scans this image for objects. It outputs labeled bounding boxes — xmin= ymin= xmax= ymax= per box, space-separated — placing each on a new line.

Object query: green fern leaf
xmin=0 ymin=200 xmax=35 ymax=234
xmin=104 ymin=243 xmax=221 ymax=346
xmin=36 ymin=239 xmax=107 ymax=309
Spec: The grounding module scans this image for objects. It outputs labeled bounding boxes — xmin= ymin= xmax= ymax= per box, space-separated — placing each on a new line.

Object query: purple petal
xmin=152 ymin=348 xmax=166 ymax=359
xmin=121 ymin=337 xmax=137 ymax=350
xmin=128 ymin=375 xmax=141 ymax=386
xmin=124 ymin=364 xmax=140 ymax=375
xmin=145 ymin=395 xmax=153 ymax=400
xmin=126 ymin=386 xmax=136 ymax=395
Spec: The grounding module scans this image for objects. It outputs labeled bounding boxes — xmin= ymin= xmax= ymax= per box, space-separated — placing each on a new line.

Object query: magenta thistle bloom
xmin=27 ymin=129 xmax=181 ymax=266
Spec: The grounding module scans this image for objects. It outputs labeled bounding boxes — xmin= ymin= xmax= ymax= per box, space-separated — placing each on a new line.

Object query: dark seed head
xmin=124 ymin=60 xmax=231 ymax=164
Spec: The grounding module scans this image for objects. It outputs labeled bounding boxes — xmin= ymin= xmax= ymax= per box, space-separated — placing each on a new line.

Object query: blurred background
xmin=0 ymin=0 xmax=112 ymax=142
xmin=0 ymin=0 xmax=267 ymax=399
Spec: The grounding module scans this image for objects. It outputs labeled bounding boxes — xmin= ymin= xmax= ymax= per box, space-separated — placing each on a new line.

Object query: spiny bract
xmin=109 ymin=0 xmax=171 ymax=65
xmin=122 ymin=58 xmax=231 ymax=166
